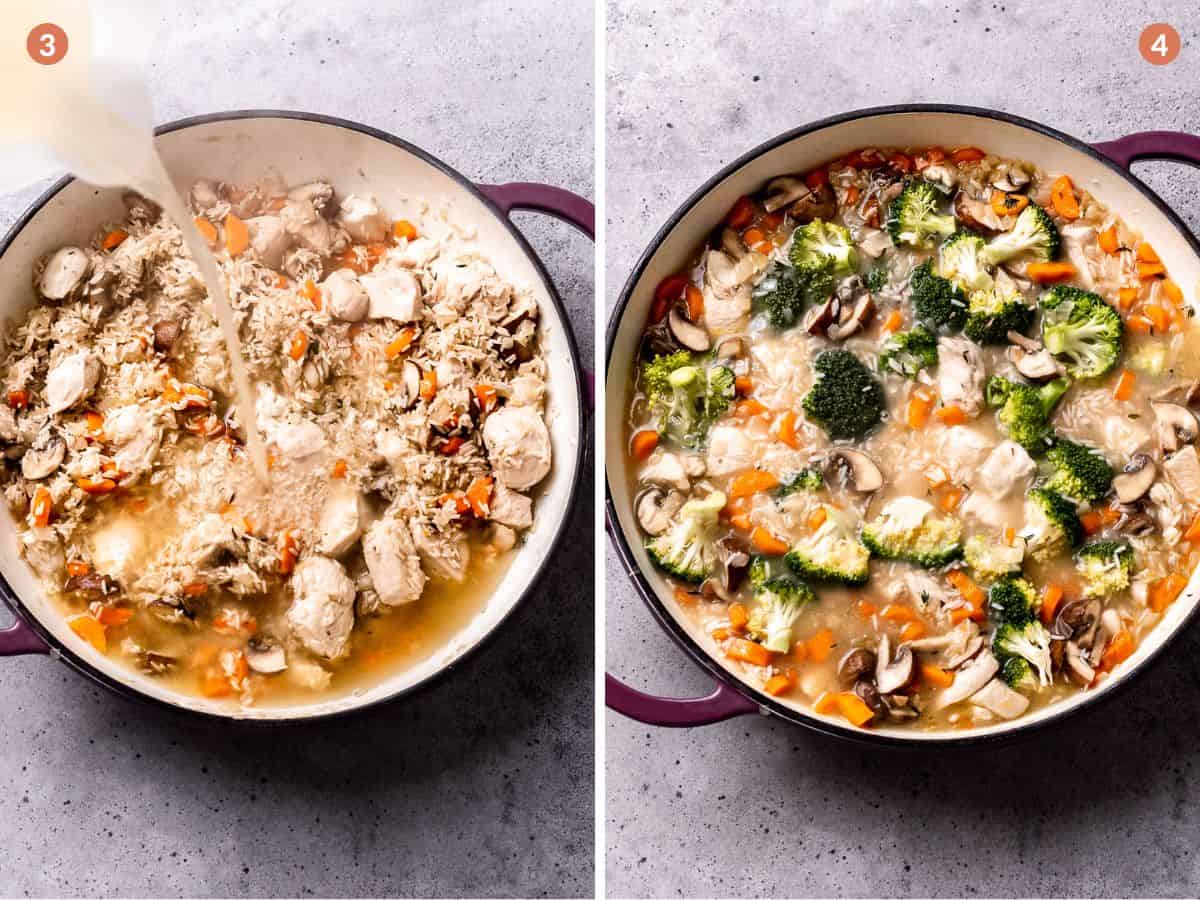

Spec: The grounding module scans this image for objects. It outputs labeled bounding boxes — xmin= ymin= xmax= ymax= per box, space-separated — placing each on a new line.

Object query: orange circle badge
xmin=26 ymin=23 xmax=68 ymax=65
xmin=1139 ymin=23 xmax=1181 ymax=66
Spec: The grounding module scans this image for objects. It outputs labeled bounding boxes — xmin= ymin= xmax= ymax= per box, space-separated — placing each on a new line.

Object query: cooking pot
xmin=0 ymin=110 xmax=592 ymax=722
xmin=606 ymin=104 xmax=1200 ymax=745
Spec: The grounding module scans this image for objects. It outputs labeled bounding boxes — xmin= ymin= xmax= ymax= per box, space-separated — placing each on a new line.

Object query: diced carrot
xmin=935 ymin=404 xmax=967 ymax=426
xmin=438 ymin=436 xmax=466 ymax=456
xmin=906 ymin=388 xmax=934 ymax=429
xmin=1098 ymin=225 xmax=1120 ymax=254
xmin=466 ymin=475 xmax=494 ymax=518
xmin=1149 ymin=573 xmax=1187 ymax=613
xmin=1118 ymin=286 xmax=1140 ymax=309
xmin=760 ymin=212 xmax=784 ymax=231
xmin=914 ymin=147 xmax=946 ymax=170
xmin=949 ymin=607 xmax=974 ymax=625
xmin=93 ymin=606 xmax=133 ymax=627
xmin=1049 ymin=175 xmax=1081 ymax=220
xmin=1184 ymin=513 xmax=1200 ymax=543
xmin=273 ymin=273 xmax=289 ymax=288
xmin=1138 ymin=261 xmax=1166 ymax=280
xmin=212 ymin=609 xmax=257 ymax=635
xmin=1162 ymin=280 xmax=1184 ymax=304
xmin=1143 ymin=304 xmax=1171 ymax=332
xmin=1112 ymin=369 xmax=1136 ymax=402
xmin=880 ymin=310 xmax=903 ymax=334
xmin=888 ymin=152 xmax=914 ymax=173
xmin=843 ymin=149 xmax=885 ymax=169
xmin=393 ymin=219 xmax=418 ymax=241
xmin=726 ymin=638 xmax=771 ymax=666
xmin=900 ymin=621 xmax=927 ymax=642
xmin=773 ymin=410 xmax=800 ymax=449
xmin=300 ymin=278 xmax=322 ymax=310
xmin=750 ymin=527 xmax=789 ymax=557
xmin=728 ymin=603 xmax=749 ymax=632
xmin=834 ymin=692 xmax=875 ymax=727
xmin=1136 ymin=242 xmax=1160 ymax=264
xmin=881 ymin=604 xmax=919 ymax=623
xmin=710 ymin=626 xmax=730 ymax=641
xmin=200 ymin=673 xmax=233 ymax=698
xmin=950 ymin=147 xmax=986 ymax=163
xmin=76 ymin=476 xmax=117 ymax=495
xmin=730 ymin=470 xmax=780 ymax=499
xmin=630 ymin=429 xmax=660 ymax=461
xmin=1080 ymin=510 xmax=1103 ymax=536
xmin=804 ymin=168 xmax=829 ymax=190
xmin=419 ymin=368 xmax=437 ymax=401
xmin=224 ymin=214 xmax=249 ymax=257
xmin=331 ymin=458 xmax=348 ymax=479
xmin=946 ymin=570 xmax=985 ymax=610
xmin=193 ymin=217 xmax=218 ymax=244
xmin=742 ymin=228 xmax=766 ymax=248
xmin=734 ymin=375 xmax=754 ymax=397
xmin=989 ymin=191 xmax=1029 ymax=217
xmin=474 ymin=383 xmax=499 ymax=414
xmin=385 ymin=327 xmax=418 ymax=359
xmin=857 ymin=600 xmax=877 ymax=619
xmin=1026 ymin=261 xmax=1077 ymax=283
xmin=791 ymin=641 xmax=809 ymax=663
xmin=1097 ymin=630 xmax=1135 ymax=672
xmin=67 ymin=560 xmax=91 ymax=578
xmin=807 ymin=507 xmax=827 ymax=532
xmin=101 ymin=229 xmax=128 ymax=250
xmin=183 ymin=581 xmax=208 ymax=597
xmin=924 ymin=464 xmax=949 ymax=489
xmin=1040 ymin=583 xmax=1065 ymax=626
xmin=67 ymin=614 xmax=106 ymax=653
xmin=813 ymin=692 xmax=840 ymax=715
xmin=725 ymin=196 xmax=755 ymax=230
xmin=673 ymin=585 xmax=697 ymax=606
xmin=1100 ymin=506 xmax=1122 ymax=525
xmin=806 ymin=628 xmax=836 ymax=663
xmin=438 ymin=490 xmax=470 ymax=516
xmin=683 ymin=284 xmax=704 ymax=321
xmin=938 ymin=486 xmax=963 ymax=512
xmin=763 ymin=672 xmax=795 ymax=697
xmin=1125 ymin=314 xmax=1153 ymax=334
xmin=920 ymin=663 xmax=955 ymax=688
xmin=277 ymin=530 xmax=298 ymax=575
xmin=6 ymin=389 xmax=28 ymax=409
xmin=83 ymin=410 xmax=104 ymax=437
xmin=844 ymin=185 xmax=861 ymax=205
xmin=729 ymin=513 xmax=752 ymax=531
xmin=734 ymin=399 xmax=768 ymax=418
xmin=30 ymin=487 xmax=52 ymax=527
xmin=288 ymin=331 xmax=309 ymax=361
xmin=1003 ymin=526 xmax=1016 ymax=546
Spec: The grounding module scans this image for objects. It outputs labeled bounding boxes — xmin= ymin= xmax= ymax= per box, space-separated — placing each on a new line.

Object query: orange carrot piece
xmin=1184 ymin=513 xmax=1200 ymax=544
xmin=807 ymin=507 xmax=827 ymax=532
xmin=791 ymin=641 xmax=809 ymax=663
xmin=806 ymin=628 xmax=836 ymax=663
xmin=1112 ymin=369 xmax=1136 ymax=402
xmin=1118 ymin=286 xmax=1140 ymax=309
xmin=673 ymin=585 xmax=698 ymax=606
xmin=224 ymin=214 xmax=249 ymax=257
xmin=385 ymin=327 xmax=418 ymax=359
xmin=725 ymin=196 xmax=754 ymax=229
xmin=101 ymin=229 xmax=128 ymax=250
xmin=1098 ymin=225 xmax=1120 ymax=254
xmin=935 ymin=404 xmax=967 ymax=426
xmin=742 ymin=227 xmax=766 ymax=248
xmin=474 ymin=383 xmax=499 ymax=414
xmin=630 ymin=429 xmax=660 ymax=461
xmin=726 ymin=638 xmax=772 ymax=667
xmin=856 ymin=600 xmax=878 ymax=619
xmin=93 ymin=606 xmax=133 ymax=627
xmin=835 ymin=692 xmax=875 ymax=727
xmin=1149 ymin=574 xmax=1187 ymax=613
xmin=946 ymin=570 xmax=985 ymax=609
xmin=6 ymin=389 xmax=28 ymax=409
xmin=1162 ymin=280 xmax=1184 ymax=304
xmin=277 ymin=531 xmax=298 ymax=575
xmin=750 ymin=527 xmax=789 ymax=557
xmin=730 ymin=470 xmax=780 ymax=499
xmin=287 ymin=331 xmax=309 ymax=361
xmin=906 ymin=389 xmax=935 ymax=429
xmin=30 ymin=487 xmax=52 ymax=527
xmin=67 ymin=614 xmax=106 ymax=653
xmin=301 ymin=278 xmax=322 ymax=309
xmin=728 ymin=603 xmax=750 ymax=632
xmin=684 ymin=284 xmax=704 ymax=321
xmin=193 ymin=217 xmax=218 ymax=244
xmin=881 ymin=309 xmax=903 ymax=334
xmin=1143 ymin=304 xmax=1171 ymax=332
xmin=989 ymin=191 xmax=1029 ymax=217
xmin=950 ymin=147 xmax=985 ymax=163
xmin=1049 ymin=175 xmax=1080 ymax=220
xmin=1125 ymin=314 xmax=1153 ymax=334
xmin=466 ymin=475 xmax=494 ymax=518
xmin=734 ymin=399 xmax=768 ymax=418
xmin=66 ymin=560 xmax=91 ymax=578
xmin=331 ymin=458 xmax=348 ymax=479
xmin=1040 ymin=584 xmax=1065 ymax=625
xmin=728 ymin=513 xmax=752 ymax=532
xmin=183 ymin=580 xmax=208 ymax=597
xmin=1026 ymin=261 xmax=1077 ymax=283
xmin=763 ymin=672 xmax=795 ymax=697
xmin=392 ymin=219 xmax=418 ymax=241
xmin=938 ymin=486 xmax=964 ymax=512
xmin=920 ymin=663 xmax=955 ymax=688
xmin=76 ymin=476 xmax=117 ymax=495
xmin=813 ymin=692 xmax=840 ymax=715
xmin=419 ymin=368 xmax=437 ymax=401
xmin=1079 ymin=510 xmax=1103 ymax=536
xmin=1098 ymin=630 xmax=1135 ymax=672
xmin=1138 ymin=261 xmax=1166 ymax=280
xmin=900 ymin=621 xmax=927 ymax=642
xmin=1136 ymin=242 xmax=1160 ymax=264
xmin=773 ymin=410 xmax=800 ymax=449
xmin=881 ymin=604 xmax=918 ymax=623
xmin=734 ymin=375 xmax=754 ymax=397
xmin=1003 ymin=526 xmax=1016 ymax=546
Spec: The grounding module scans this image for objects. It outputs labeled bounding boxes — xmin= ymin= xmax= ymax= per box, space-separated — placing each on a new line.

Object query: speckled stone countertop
xmin=606 ymin=1 xmax=1200 ymax=897
xmin=0 ymin=1 xmax=594 ymax=897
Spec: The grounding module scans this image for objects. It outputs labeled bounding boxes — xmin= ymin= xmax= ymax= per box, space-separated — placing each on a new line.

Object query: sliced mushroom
xmin=668 ymin=305 xmax=711 ymax=352
xmin=713 ymin=337 xmax=744 ymax=361
xmin=838 ymin=647 xmax=877 ymax=686
xmin=826 ymin=293 xmax=875 ymax=341
xmin=701 ymin=536 xmax=750 ymax=601
xmin=1076 ymin=599 xmax=1104 ymax=650
xmin=789 ymin=182 xmax=837 ymax=222
xmin=1113 ymin=454 xmax=1157 ymax=504
xmin=762 ymin=176 xmax=810 ymax=213
xmin=64 ymin=572 xmax=120 ymax=601
xmin=1065 ymin=641 xmax=1095 ymax=686
xmin=397 ymin=360 xmax=422 ymax=410
xmin=21 ymin=428 xmax=65 ymax=480
xmin=931 ymin=651 xmax=1000 ymax=710
xmin=1151 ymin=401 xmax=1198 ymax=454
xmin=152 ymin=319 xmax=182 ymax=356
xmin=1007 ymin=343 xmax=1063 ymax=381
xmin=852 ymin=679 xmax=886 ymax=719
xmin=825 ymin=448 xmax=883 ymax=493
xmin=953 ymin=191 xmax=1003 ymax=235
xmin=718 ymin=227 xmax=747 ymax=261
xmin=1051 ymin=599 xmax=1091 ymax=640
xmin=875 ymin=635 xmax=915 ymax=694
xmin=943 ymin=634 xmax=985 ymax=671
xmin=636 ymin=487 xmax=684 ymax=536
xmin=969 ymin=678 xmax=1030 ymax=719
xmin=991 ymin=165 xmax=1030 ymax=193
xmin=1113 ymin=505 xmax=1155 ymax=536
xmin=245 ymin=639 xmax=287 ymax=674
xmin=803 ymin=296 xmax=839 ymax=336
xmin=39 ymin=247 xmax=90 ymax=301
xmin=134 ymin=648 xmax=177 ymax=675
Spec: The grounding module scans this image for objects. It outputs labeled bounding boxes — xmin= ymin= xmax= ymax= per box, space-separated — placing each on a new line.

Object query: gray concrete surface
xmin=0 ymin=1 xmax=594 ymax=897
xmin=606 ymin=2 xmax=1200 ymax=897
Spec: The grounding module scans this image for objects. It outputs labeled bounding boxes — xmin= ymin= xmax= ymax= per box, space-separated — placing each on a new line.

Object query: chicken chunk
xmin=638 ymin=449 xmax=691 ymax=491
xmin=244 ymin=215 xmax=292 ymax=269
xmin=1103 ymin=415 xmax=1152 ymax=459
xmin=286 ymin=555 xmax=356 ymax=659
xmin=89 ymin=517 xmax=144 ymax=584
xmin=105 ymin=405 xmax=163 ymax=479
xmin=45 ymin=351 xmax=100 ymax=414
xmin=269 ymin=419 xmax=328 ymax=461
xmin=701 ymin=250 xmax=753 ymax=336
xmin=1164 ymin=444 xmax=1200 ymax=502
xmin=337 ymin=194 xmax=390 ymax=244
xmin=360 ymin=268 xmax=422 ymax=322
xmin=321 ymin=268 xmax=369 ymax=322
xmin=481 ymin=405 xmax=552 ymax=490
xmin=978 ymin=440 xmax=1036 ymax=499
xmin=39 ymin=247 xmax=90 ymax=301
xmin=937 ymin=426 xmax=993 ymax=482
xmin=362 ymin=517 xmax=426 ymax=606
xmin=937 ymin=337 xmax=985 ymax=417
xmin=490 ymin=484 xmax=533 ymax=530
xmin=317 ymin=482 xmax=367 ymax=557
xmin=412 ymin=522 xmax=470 ymax=582
xmin=706 ymin=424 xmax=754 ymax=476
xmin=179 ymin=514 xmax=243 ymax=567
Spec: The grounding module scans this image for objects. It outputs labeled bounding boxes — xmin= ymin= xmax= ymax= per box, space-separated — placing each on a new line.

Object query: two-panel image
xmin=1 ymin=1 xmax=1197 ymax=898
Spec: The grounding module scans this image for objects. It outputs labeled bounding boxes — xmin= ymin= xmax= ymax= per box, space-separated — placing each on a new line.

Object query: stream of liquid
xmin=2 ymin=0 xmax=268 ymax=480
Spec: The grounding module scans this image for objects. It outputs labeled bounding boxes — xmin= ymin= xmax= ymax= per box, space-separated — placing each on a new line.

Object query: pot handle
xmin=0 ymin=586 xmax=48 ymax=655
xmin=1092 ymin=131 xmax=1200 ymax=169
xmin=605 ymin=673 xmax=758 ymax=727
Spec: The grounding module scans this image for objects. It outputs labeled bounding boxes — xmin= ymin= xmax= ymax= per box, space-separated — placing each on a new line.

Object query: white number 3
xmin=38 ymin=32 xmax=55 ymax=57
xmin=1151 ymin=32 xmax=1169 ymax=57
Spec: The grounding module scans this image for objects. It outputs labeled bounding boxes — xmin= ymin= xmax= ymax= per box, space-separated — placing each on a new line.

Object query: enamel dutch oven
xmin=606 ymin=104 xmax=1200 ymax=746
xmin=0 ymin=110 xmax=593 ymax=722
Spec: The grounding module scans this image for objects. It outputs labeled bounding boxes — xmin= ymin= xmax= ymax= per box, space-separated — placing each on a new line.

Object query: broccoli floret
xmin=909 ymin=260 xmax=968 ymax=332
xmin=993 ymin=620 xmax=1053 ymax=688
xmin=980 ymin=203 xmax=1061 ymax=265
xmin=987 ymin=575 xmax=1039 ymax=625
xmin=1040 ymin=285 xmax=1124 ymax=379
xmin=776 ymin=468 xmax=824 ymax=496
xmin=963 ymin=535 xmax=1025 ymax=582
xmin=938 ymin=231 xmax=994 ymax=293
xmin=1000 ymin=655 xmax=1040 ymax=692
xmin=860 ymin=496 xmax=962 ymax=568
xmin=985 ymin=375 xmax=1071 ymax=455
xmin=784 ymin=505 xmax=871 ymax=586
xmin=1022 ymin=487 xmax=1083 ymax=561
xmin=645 ymin=491 xmax=727 ymax=583
xmin=643 ymin=355 xmax=735 ymax=450
xmin=752 ymin=260 xmax=836 ymax=330
xmin=1044 ymin=439 xmax=1114 ymax=502
xmin=963 ymin=285 xmax=1035 ymax=345
xmin=879 ymin=326 xmax=939 ymax=379
xmin=801 ymin=349 xmax=887 ymax=441
xmin=886 ymin=180 xmax=957 ymax=248
xmin=1076 ymin=541 xmax=1134 ymax=598
xmin=789 ymin=220 xmax=857 ymax=277
xmin=747 ymin=555 xmax=776 ymax=589
xmin=865 ymin=267 xmax=888 ymax=292
xmin=749 ymin=576 xmax=817 ymax=653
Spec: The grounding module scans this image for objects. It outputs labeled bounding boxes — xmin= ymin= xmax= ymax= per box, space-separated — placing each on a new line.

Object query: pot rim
xmin=1 ymin=108 xmax=588 ymax=725
xmin=605 ymin=102 xmax=1200 ymax=747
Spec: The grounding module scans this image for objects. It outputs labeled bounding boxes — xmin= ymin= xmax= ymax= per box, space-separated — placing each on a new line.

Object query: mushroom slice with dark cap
xmin=837 ymin=647 xmax=877 ymax=686
xmin=1113 ymin=454 xmax=1157 ymax=504
xmin=762 ymin=176 xmax=811 ymax=213
xmin=874 ymin=634 xmax=915 ymax=694
xmin=825 ymin=448 xmax=883 ymax=493
xmin=667 ymin=304 xmax=710 ymax=352
xmin=701 ymin=536 xmax=750 ymax=601
xmin=635 ymin=487 xmax=685 ymax=537
xmin=1151 ymin=401 xmax=1199 ymax=454
xmin=245 ymin=639 xmax=287 ymax=674
xmin=826 ymin=293 xmax=876 ymax=341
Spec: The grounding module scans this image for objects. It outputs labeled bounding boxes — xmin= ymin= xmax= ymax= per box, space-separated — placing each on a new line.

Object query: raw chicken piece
xmin=362 ymin=517 xmax=426 ymax=606
xmin=937 ymin=337 xmax=985 ymax=417
xmin=317 ymin=482 xmax=367 ymax=557
xmin=337 ymin=194 xmax=390 ymax=244
xmin=490 ymin=484 xmax=533 ymax=530
xmin=321 ymin=269 xmax=368 ymax=322
xmin=360 ymin=268 xmax=422 ymax=322
xmin=412 ymin=522 xmax=470 ymax=582
xmin=481 ymin=405 xmax=552 ymax=490
xmin=286 ymin=556 xmax=356 ymax=659
xmin=45 ymin=351 xmax=100 ymax=414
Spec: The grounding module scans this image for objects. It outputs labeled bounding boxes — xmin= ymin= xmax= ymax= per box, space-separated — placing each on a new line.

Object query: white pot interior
xmin=606 ymin=109 xmax=1200 ymax=741
xmin=0 ymin=114 xmax=582 ymax=719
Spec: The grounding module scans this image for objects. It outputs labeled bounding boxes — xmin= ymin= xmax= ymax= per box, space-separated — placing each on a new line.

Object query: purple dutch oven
xmin=606 ymin=104 xmax=1200 ymax=746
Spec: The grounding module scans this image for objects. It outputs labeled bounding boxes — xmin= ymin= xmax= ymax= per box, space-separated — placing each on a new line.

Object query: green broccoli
xmin=802 ymin=349 xmax=887 ymax=441
xmin=784 ymin=505 xmax=871 ymax=586
xmin=886 ymin=180 xmax=957 ymax=248
xmin=860 ymin=496 xmax=963 ymax=568
xmin=987 ymin=575 xmax=1039 ymax=625
xmin=865 ymin=267 xmax=888 ymax=292
xmin=789 ymin=219 xmax=857 ymax=277
xmin=748 ymin=554 xmax=775 ymax=589
xmin=776 ymin=468 xmax=824 ymax=497
xmin=963 ymin=534 xmax=1025 ymax=582
xmin=1040 ymin=285 xmax=1124 ymax=379
xmin=1044 ymin=439 xmax=1114 ymax=502
xmin=909 ymin=260 xmax=968 ymax=332
xmin=645 ymin=491 xmax=727 ymax=583
xmin=1000 ymin=655 xmax=1041 ymax=692
xmin=1128 ymin=340 xmax=1168 ymax=376
xmin=985 ymin=375 xmax=1071 ymax=455
xmin=1022 ymin=487 xmax=1083 ymax=561
xmin=980 ymin=203 xmax=1061 ymax=265
xmin=749 ymin=576 xmax=817 ymax=652
xmin=642 ymin=354 xmax=735 ymax=450
xmin=1076 ymin=541 xmax=1134 ymax=598
xmin=879 ymin=326 xmax=939 ymax=378
xmin=752 ymin=260 xmax=836 ymax=330
xmin=993 ymin=620 xmax=1053 ymax=688
xmin=963 ymin=285 xmax=1035 ymax=345
xmin=937 ymin=231 xmax=994 ymax=293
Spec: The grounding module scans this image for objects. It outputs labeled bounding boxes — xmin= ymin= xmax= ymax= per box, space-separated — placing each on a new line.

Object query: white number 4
xmin=1151 ymin=32 xmax=1170 ymax=57
xmin=38 ymin=32 xmax=55 ymax=57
